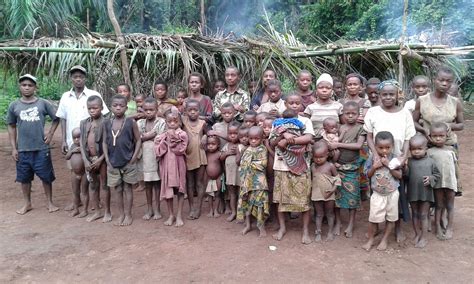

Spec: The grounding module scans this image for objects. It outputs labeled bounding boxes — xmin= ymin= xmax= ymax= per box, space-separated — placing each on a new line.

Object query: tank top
xmin=105 ymin=117 xmax=135 ymax=168
xmin=419 ymin=94 xmax=458 ymax=145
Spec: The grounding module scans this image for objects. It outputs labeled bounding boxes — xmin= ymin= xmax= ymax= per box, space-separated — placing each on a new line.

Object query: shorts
xmin=107 ymin=163 xmax=138 ymax=187
xmin=369 ymin=190 xmax=399 ymax=223
xmin=16 ymin=149 xmax=55 ymax=184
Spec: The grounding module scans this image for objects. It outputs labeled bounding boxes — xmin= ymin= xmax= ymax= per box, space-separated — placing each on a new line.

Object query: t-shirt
xmin=364 ymin=153 xmax=399 ymax=195
xmin=257 ymin=99 xmax=286 ymax=114
xmin=303 ymin=100 xmax=343 ymax=138
xmin=403 ymin=99 xmax=416 ymax=113
xmin=7 ymin=98 xmax=58 ymax=152
xmin=273 ymin=115 xmax=314 ymax=171
xmin=363 ymin=106 xmax=416 ymax=156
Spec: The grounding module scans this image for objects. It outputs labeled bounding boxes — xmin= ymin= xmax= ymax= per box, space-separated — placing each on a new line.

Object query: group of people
xmin=7 ymin=64 xmax=464 ymax=251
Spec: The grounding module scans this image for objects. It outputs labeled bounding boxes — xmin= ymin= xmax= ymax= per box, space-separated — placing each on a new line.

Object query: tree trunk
xmin=107 ymin=0 xmax=131 ymax=87
xmin=200 ymin=0 xmax=207 ymax=34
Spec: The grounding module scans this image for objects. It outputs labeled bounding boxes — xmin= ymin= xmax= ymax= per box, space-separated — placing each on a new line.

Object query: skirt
xmin=273 ymin=170 xmax=311 ymax=212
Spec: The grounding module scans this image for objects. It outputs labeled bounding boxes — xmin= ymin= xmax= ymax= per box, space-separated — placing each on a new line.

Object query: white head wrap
xmin=316 ymin=73 xmax=333 ymax=86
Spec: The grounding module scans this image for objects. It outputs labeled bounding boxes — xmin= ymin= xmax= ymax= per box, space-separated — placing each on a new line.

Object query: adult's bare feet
xmin=415 ymin=238 xmax=428 ymax=248
xmin=86 ymin=211 xmax=103 ymax=222
xmin=47 ymin=203 xmax=59 ymax=213
xmin=175 ymin=216 xmax=184 ymax=227
xmin=102 ymin=212 xmax=112 ymax=223
xmin=70 ymin=209 xmax=80 ymax=217
xmin=121 ymin=215 xmax=133 ymax=226
xmin=153 ymin=210 xmax=162 ymax=220
xmin=164 ymin=216 xmax=175 ymax=226
xmin=77 ymin=211 xmax=88 ymax=218
xmin=272 ymin=228 xmax=286 ymax=241
xmin=16 ymin=204 xmax=33 ymax=215
xmin=302 ymin=231 xmax=312 ymax=245
xmin=114 ymin=215 xmax=125 ymax=226
xmin=142 ymin=210 xmax=153 ymax=221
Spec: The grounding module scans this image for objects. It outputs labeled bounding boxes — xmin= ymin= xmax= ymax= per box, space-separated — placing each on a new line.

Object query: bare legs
xmin=226 ymin=185 xmax=238 ymax=222
xmin=314 ymin=201 xmax=335 ymax=242
xmin=186 ymin=166 xmax=206 ymax=220
xmin=164 ymin=191 xmax=185 ymax=227
xmin=143 ymin=181 xmax=162 ymax=220
xmin=410 ymin=201 xmax=430 ymax=248
xmin=207 ymin=180 xmax=221 ymax=218
xmin=435 ymin=188 xmax=455 ymax=240
xmin=86 ymin=173 xmax=103 ymax=222
xmin=70 ymin=173 xmax=83 ymax=217
xmin=334 ymin=208 xmax=356 ymax=237
xmin=112 ymin=183 xmax=133 ymax=226
xmin=363 ymin=221 xmax=394 ymax=251
xmin=272 ymin=209 xmax=311 ymax=244
xmin=16 ymin=181 xmax=58 ymax=215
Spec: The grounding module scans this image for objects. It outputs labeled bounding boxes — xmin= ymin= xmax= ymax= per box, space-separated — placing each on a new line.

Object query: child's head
xmin=262 ymin=117 xmax=274 ymax=138
xmin=312 ymin=141 xmax=329 ymax=166
xmin=185 ymin=99 xmax=200 ymax=121
xmin=322 ymin=117 xmax=339 ymax=134
xmin=153 ymin=80 xmax=168 ymax=100
xmin=285 ymin=94 xmax=302 ymax=112
xmin=143 ymin=97 xmax=158 ymax=120
xmin=342 ymin=101 xmax=359 ymax=125
xmin=333 ymin=77 xmax=344 ymax=99
xmin=256 ymin=112 xmax=269 ymax=127
xmin=434 ymin=67 xmax=454 ymax=94
xmin=220 ymin=102 xmax=236 ymax=123
xmin=430 ymin=122 xmax=448 ymax=147
xmin=409 ymin=134 xmax=428 ymax=159
xmin=86 ymin=95 xmax=103 ymax=119
xmin=111 ymin=95 xmax=128 ymax=117
xmin=116 ymin=84 xmax=131 ymax=101
xmin=378 ymin=80 xmax=399 ymax=109
xmin=18 ymin=74 xmax=37 ymax=98
xmin=243 ymin=110 xmax=257 ymax=128
xmin=164 ymin=109 xmax=181 ymax=130
xmin=345 ymin=73 xmax=364 ymax=97
xmin=266 ymin=79 xmax=282 ymax=103
xmin=447 ymin=82 xmax=459 ymax=98
xmin=238 ymin=126 xmax=249 ymax=146
xmin=366 ymin=78 xmax=381 ymax=104
xmin=188 ymin=72 xmax=205 ymax=94
xmin=206 ymin=135 xmax=220 ymax=153
xmin=316 ymin=73 xmax=333 ymax=101
xmin=248 ymin=80 xmax=258 ymax=95
xmin=134 ymin=93 xmax=146 ymax=108
xmin=69 ymin=66 xmax=87 ymax=89
xmin=262 ymin=69 xmax=276 ymax=87
xmin=282 ymin=108 xmax=297 ymax=119
xmin=71 ymin=127 xmax=81 ymax=145
xmin=213 ymin=80 xmax=226 ymax=96
xmin=224 ymin=66 xmax=241 ymax=87
xmin=176 ymin=88 xmax=187 ymax=105
xmin=227 ymin=121 xmax=241 ymax=143
xmin=248 ymin=126 xmax=264 ymax=147
xmin=296 ymin=70 xmax=313 ymax=91
xmin=374 ymin=131 xmax=394 ymax=157
xmin=411 ymin=75 xmax=430 ymax=98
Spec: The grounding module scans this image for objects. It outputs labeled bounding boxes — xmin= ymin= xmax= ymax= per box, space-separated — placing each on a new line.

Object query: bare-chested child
xmin=205 ymin=135 xmax=222 ymax=217
xmin=103 ymin=95 xmax=141 ymax=226
xmin=321 ymin=117 xmax=341 ymax=163
xmin=208 ymin=102 xmax=235 ymax=148
xmin=262 ymin=116 xmax=276 ymax=223
xmin=80 ymin=95 xmax=108 ymax=222
xmin=311 ymin=141 xmax=341 ymax=242
xmin=66 ymin=127 xmax=88 ymax=218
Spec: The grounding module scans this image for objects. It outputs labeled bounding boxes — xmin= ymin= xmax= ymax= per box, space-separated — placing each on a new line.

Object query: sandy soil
xmin=0 ymin=122 xmax=473 ymax=283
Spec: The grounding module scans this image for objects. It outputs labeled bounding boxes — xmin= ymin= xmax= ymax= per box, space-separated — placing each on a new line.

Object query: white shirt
xmin=257 ymin=99 xmax=286 ymax=114
xmin=56 ymin=87 xmax=109 ymax=146
xmin=273 ymin=115 xmax=315 ymax=171
xmin=403 ymin=99 xmax=416 ymax=113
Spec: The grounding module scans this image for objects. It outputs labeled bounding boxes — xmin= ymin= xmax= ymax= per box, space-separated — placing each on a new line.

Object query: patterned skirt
xmin=273 ymin=170 xmax=311 ymax=212
xmin=335 ymin=161 xmax=361 ymax=209
xmin=237 ymin=190 xmax=269 ymax=227
xmin=359 ymin=144 xmax=369 ymax=192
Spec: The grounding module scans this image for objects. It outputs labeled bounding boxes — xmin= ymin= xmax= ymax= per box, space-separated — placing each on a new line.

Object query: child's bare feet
xmin=64 ymin=203 xmax=75 ymax=211
xmin=152 ymin=210 xmax=162 ymax=220
xmin=175 ymin=216 xmax=184 ymax=227
xmin=362 ymin=239 xmax=373 ymax=251
xmin=77 ymin=211 xmax=88 ymax=218
xmin=302 ymin=230 xmax=312 ymax=245
xmin=242 ymin=224 xmax=251 ymax=235
xmin=121 ymin=215 xmax=133 ymax=226
xmin=436 ymin=231 xmax=446 ymax=240
xmin=413 ymin=234 xmax=420 ymax=245
xmin=396 ymin=230 xmax=406 ymax=243
xmin=16 ymin=204 xmax=33 ymax=215
xmin=187 ymin=209 xmax=197 ymax=220
xmin=258 ymin=226 xmax=267 ymax=238
xmin=142 ymin=210 xmax=153 ymax=221
xmin=444 ymin=228 xmax=453 ymax=240
xmin=86 ymin=211 xmax=102 ymax=222
xmin=344 ymin=226 xmax=353 ymax=238
xmin=47 ymin=203 xmax=59 ymax=213
xmin=224 ymin=208 xmax=232 ymax=215
xmin=70 ymin=209 xmax=80 ymax=217
xmin=102 ymin=212 xmax=112 ymax=223
xmin=315 ymin=231 xmax=322 ymax=242
xmin=114 ymin=215 xmax=125 ymax=226
xmin=164 ymin=216 xmax=175 ymax=226
xmin=333 ymin=222 xmax=341 ymax=236
xmin=376 ymin=240 xmax=388 ymax=251
xmin=272 ymin=228 xmax=286 ymax=241
xmin=194 ymin=209 xmax=201 ymax=219
xmin=326 ymin=232 xmax=335 ymax=242
xmin=213 ymin=211 xmax=221 ymax=218
xmin=226 ymin=213 xmax=236 ymax=222
xmin=207 ymin=211 xmax=213 ymax=218
xmin=415 ymin=237 xmax=428 ymax=248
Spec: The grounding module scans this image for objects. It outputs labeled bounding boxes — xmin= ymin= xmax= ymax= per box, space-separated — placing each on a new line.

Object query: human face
xmin=19 ymin=80 xmax=36 ymax=98
xmin=87 ymin=100 xmax=103 ymax=119
xmin=366 ymin=85 xmax=379 ymax=104
xmin=227 ymin=126 xmax=239 ymax=143
xmin=375 ymin=139 xmax=393 ymax=158
xmin=238 ymin=129 xmax=249 ymax=146
xmin=379 ymin=85 xmax=398 ymax=108
xmin=70 ymin=71 xmax=86 ymax=89
xmin=207 ymin=138 xmax=219 ymax=153
xmin=409 ymin=140 xmax=427 ymax=159
xmin=176 ymin=92 xmax=186 ymax=105
xmin=135 ymin=96 xmax=144 ymax=108
xmin=243 ymin=115 xmax=256 ymax=128
xmin=267 ymin=85 xmax=282 ymax=103
xmin=188 ymin=76 xmax=202 ymax=94
xmin=342 ymin=105 xmax=358 ymax=125
xmin=248 ymin=131 xmax=262 ymax=147
xmin=154 ymin=84 xmax=167 ymax=100
xmin=262 ymin=119 xmax=273 ymax=137
xmin=285 ymin=95 xmax=302 ymax=112
xmin=256 ymin=114 xmax=267 ymax=127
xmin=221 ymin=107 xmax=235 ymax=123
xmin=316 ymin=82 xmax=333 ymax=101
xmin=262 ymin=70 xmax=276 ymax=86
xmin=248 ymin=81 xmax=257 ymax=95
xmin=430 ymin=127 xmax=447 ymax=147
xmin=117 ymin=85 xmax=131 ymax=100
xmin=143 ymin=102 xmax=158 ymax=120
xmin=111 ymin=99 xmax=127 ymax=118
xmin=346 ymin=77 xmax=362 ymax=96
xmin=72 ymin=130 xmax=81 ymax=145
xmin=323 ymin=121 xmax=338 ymax=134
xmin=186 ymin=103 xmax=200 ymax=121
xmin=166 ymin=113 xmax=180 ymax=130
xmin=412 ymin=78 xmax=429 ymax=97
xmin=213 ymin=81 xmax=226 ymax=95
xmin=312 ymin=148 xmax=329 ymax=166
xmin=225 ymin=68 xmax=240 ymax=87
xmin=297 ymin=73 xmax=312 ymax=91
xmin=333 ymin=81 xmax=344 ymax=98
xmin=434 ymin=72 xmax=453 ymax=94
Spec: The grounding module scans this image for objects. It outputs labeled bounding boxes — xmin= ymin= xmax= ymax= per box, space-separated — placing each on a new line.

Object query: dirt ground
xmin=0 ymin=122 xmax=473 ymax=283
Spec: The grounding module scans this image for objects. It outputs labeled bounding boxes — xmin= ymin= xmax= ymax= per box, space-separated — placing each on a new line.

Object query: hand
xmin=129 ymin=158 xmax=137 ymax=165
xmin=228 ymin=145 xmax=237 ymax=155
xmin=286 ymin=137 xmax=295 ymax=145
xmin=269 ymin=109 xmax=279 ymax=117
xmin=373 ymin=157 xmax=383 ymax=169
xmin=44 ymin=132 xmax=53 ymax=144
xmin=73 ymin=147 xmax=81 ymax=154
xmin=328 ymin=142 xmax=338 ymax=150
xmin=11 ymin=149 xmax=18 ymax=161
xmin=200 ymin=139 xmax=207 ymax=150
xmin=277 ymin=139 xmax=288 ymax=149
xmin=61 ymin=141 xmax=68 ymax=155
xmin=356 ymin=115 xmax=365 ymax=124
xmin=380 ymin=157 xmax=389 ymax=167
xmin=234 ymin=104 xmax=244 ymax=113
xmin=423 ymin=176 xmax=430 ymax=186
xmin=397 ymin=156 xmax=406 ymax=167
xmin=84 ymin=161 xmax=92 ymax=171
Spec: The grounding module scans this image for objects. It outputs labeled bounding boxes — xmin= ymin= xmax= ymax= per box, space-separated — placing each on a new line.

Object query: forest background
xmin=0 ymin=0 xmax=473 ymax=125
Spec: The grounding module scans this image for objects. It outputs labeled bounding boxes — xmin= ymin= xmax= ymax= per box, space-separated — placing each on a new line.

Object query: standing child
xmin=154 ymin=80 xmax=177 ymax=118
xmin=366 ymin=78 xmax=381 ymax=107
xmin=205 ymin=135 xmax=222 ymax=217
xmin=175 ymin=88 xmax=187 ymax=114
xmin=182 ymin=99 xmax=208 ymax=220
xmin=209 ymin=102 xmax=235 ymax=148
xmin=262 ymin=116 xmax=276 ymax=221
xmin=186 ymin=72 xmax=213 ymax=123
xmin=404 ymin=75 xmax=430 ymax=113
xmin=80 ymin=95 xmax=108 ymax=222
xmin=237 ymin=126 xmax=269 ymax=237
xmin=311 ymin=141 xmax=341 ymax=242
xmin=117 ymin=83 xmax=145 ymax=120
xmin=155 ymin=110 xmax=188 ymax=227
xmin=257 ymin=79 xmax=287 ymax=117
xmin=103 ymin=95 xmax=141 ymax=226
xmin=243 ymin=110 xmax=258 ymax=128
xmin=211 ymin=79 xmax=226 ymax=100
xmin=406 ymin=135 xmax=440 ymax=247
xmin=7 ymin=74 xmax=60 ymax=215
xmin=137 ymin=98 xmax=166 ymax=221
xmin=428 ymin=122 xmax=458 ymax=240
xmin=363 ymin=131 xmax=402 ymax=251
xmin=321 ymin=117 xmax=341 ymax=162
xmin=293 ymin=70 xmax=315 ymax=110
xmin=66 ymin=128 xmax=88 ymax=218
xmin=220 ymin=121 xmax=241 ymax=222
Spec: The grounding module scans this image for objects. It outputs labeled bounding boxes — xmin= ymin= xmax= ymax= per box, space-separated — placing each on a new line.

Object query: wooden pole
xmin=398 ymin=0 xmax=409 ymax=104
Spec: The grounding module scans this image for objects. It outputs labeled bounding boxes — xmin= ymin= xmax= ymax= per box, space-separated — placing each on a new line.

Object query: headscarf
xmin=378 ymin=79 xmax=401 ymax=91
xmin=316 ymin=73 xmax=333 ymax=86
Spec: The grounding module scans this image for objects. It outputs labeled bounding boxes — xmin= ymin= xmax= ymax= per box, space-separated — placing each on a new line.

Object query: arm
xmin=448 ymin=100 xmax=464 ymax=131
xmin=412 ymin=99 xmax=427 ymax=135
xmin=7 ymin=124 xmax=18 ymax=161
xmin=102 ymin=126 xmax=112 ymax=168
xmin=291 ymin=133 xmax=313 ymax=145
xmin=44 ymin=118 xmax=60 ymax=145
xmin=331 ymin=135 xmax=365 ymax=151
xmin=129 ymin=120 xmax=142 ymax=164
xmin=65 ymin=145 xmax=80 ymax=160
xmin=366 ymin=157 xmax=382 ymax=178
xmin=169 ymin=130 xmax=188 ymax=155
xmin=366 ymin=132 xmax=379 ymax=160
xmin=390 ymin=168 xmax=403 ymax=180
xmin=60 ymin=118 xmax=68 ymax=154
